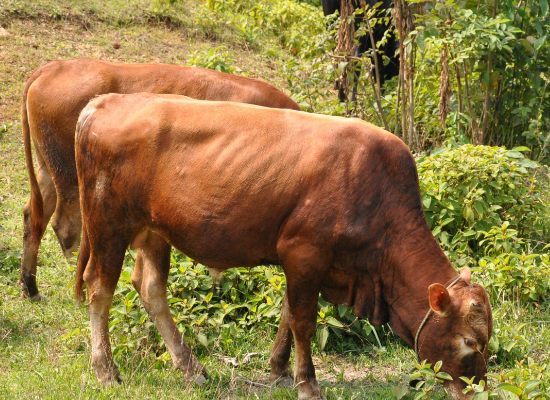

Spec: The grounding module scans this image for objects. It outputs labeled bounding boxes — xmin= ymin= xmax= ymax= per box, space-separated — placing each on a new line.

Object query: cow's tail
xmin=75 ymin=220 xmax=89 ymax=303
xmin=22 ymin=71 xmax=44 ymax=246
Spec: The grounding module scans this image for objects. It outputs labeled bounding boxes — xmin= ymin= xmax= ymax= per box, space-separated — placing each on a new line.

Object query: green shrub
xmin=109 ymin=252 xmax=284 ymax=361
xmin=417 ymin=145 xmax=548 ymax=259
xmin=462 ymin=358 xmax=549 ymax=399
xmin=478 ymin=224 xmax=550 ymax=303
xmin=396 ymin=360 xmax=452 ymax=399
xmin=109 ymin=251 xmax=379 ymax=362
xmin=186 ymin=46 xmax=238 ymax=74
xmin=203 ymin=0 xmax=325 ymax=56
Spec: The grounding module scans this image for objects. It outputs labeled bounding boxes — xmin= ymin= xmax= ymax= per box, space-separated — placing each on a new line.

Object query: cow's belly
xmin=149 ymin=207 xmax=284 ymax=270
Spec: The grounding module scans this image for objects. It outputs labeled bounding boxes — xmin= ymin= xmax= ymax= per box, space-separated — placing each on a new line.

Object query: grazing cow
xmin=322 ymin=0 xmax=400 ymax=102
xmin=20 ymin=58 xmax=300 ymax=300
xmin=75 ymin=93 xmax=492 ymax=400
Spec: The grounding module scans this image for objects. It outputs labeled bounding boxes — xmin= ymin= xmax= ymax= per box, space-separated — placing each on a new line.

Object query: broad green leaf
xmin=474 ymin=202 xmax=484 ymax=217
xmin=409 ymin=372 xmax=422 ymax=381
xmin=434 ymin=360 xmax=442 ymax=373
xmin=440 ymin=218 xmax=455 ymax=227
xmin=423 ymin=196 xmax=432 ymax=209
xmin=338 ymin=304 xmax=348 ymax=318
xmin=512 ymin=146 xmax=531 ymax=152
xmin=325 ymin=316 xmax=344 ymax=328
xmin=316 ymin=326 xmax=329 ymax=350
xmin=419 ymin=368 xmax=435 ymax=376
xmin=416 ymin=33 xmax=425 ymax=51
xmin=489 ymin=334 xmax=499 ymax=353
xmin=205 ymin=292 xmax=213 ymax=304
xmin=504 ymin=341 xmax=516 ymax=352
xmin=414 ymin=392 xmax=426 ymax=400
xmin=534 ymin=35 xmax=546 ymax=51
xmin=391 ymin=386 xmax=408 ymax=399
xmin=504 ymin=151 xmax=525 ymax=159
xmin=473 ymin=392 xmax=488 ymax=400
xmin=519 ymin=38 xmax=535 ymax=54
xmin=522 ymin=380 xmax=542 ymax=393
xmin=197 ymin=333 xmax=209 ymax=347
xmin=435 ymin=372 xmax=453 ymax=381
xmin=464 ymin=205 xmax=475 ymax=225
xmin=541 ymin=0 xmax=549 ymax=16
xmin=496 ymin=383 xmax=523 ymax=395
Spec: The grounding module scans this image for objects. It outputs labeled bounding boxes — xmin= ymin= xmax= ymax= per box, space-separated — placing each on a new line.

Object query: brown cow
xmin=20 ymin=58 xmax=300 ymax=300
xmin=74 ymin=93 xmax=492 ymax=399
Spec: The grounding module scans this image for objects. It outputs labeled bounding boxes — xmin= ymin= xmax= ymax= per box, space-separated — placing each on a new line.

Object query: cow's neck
xmin=382 ymin=221 xmax=459 ymax=348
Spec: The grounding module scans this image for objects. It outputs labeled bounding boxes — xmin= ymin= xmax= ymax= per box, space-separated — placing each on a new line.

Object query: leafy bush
xmin=203 ymin=0 xmax=325 ymax=55
xmin=109 ymin=251 xmax=380 ymax=362
xmin=186 ymin=46 xmax=239 ymax=74
xmin=417 ymin=145 xmax=547 ymax=259
xmin=109 ymin=252 xmax=284 ymax=361
xmin=478 ymin=224 xmax=550 ymax=303
xmin=486 ymin=358 xmax=549 ymax=399
xmin=394 ymin=360 xmax=452 ymax=399
xmin=462 ymin=358 xmax=549 ymax=399
xmin=397 ymin=359 xmax=550 ymax=399
xmin=409 ymin=0 xmax=550 ymax=159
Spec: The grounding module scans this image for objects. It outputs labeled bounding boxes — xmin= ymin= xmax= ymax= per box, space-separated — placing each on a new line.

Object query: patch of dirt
xmin=313 ymin=354 xmax=404 ymax=385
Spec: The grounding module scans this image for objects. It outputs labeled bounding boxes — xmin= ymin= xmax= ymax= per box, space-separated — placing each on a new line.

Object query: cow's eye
xmin=464 ymin=338 xmax=476 ymax=348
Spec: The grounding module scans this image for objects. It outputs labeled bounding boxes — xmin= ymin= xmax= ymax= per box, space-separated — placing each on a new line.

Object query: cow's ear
xmin=429 ymin=284 xmax=451 ymax=315
xmin=460 ymin=267 xmax=471 ymax=284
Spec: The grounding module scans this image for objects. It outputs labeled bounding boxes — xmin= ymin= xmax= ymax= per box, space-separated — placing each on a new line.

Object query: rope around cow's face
xmin=414 ymin=274 xmax=463 ymax=361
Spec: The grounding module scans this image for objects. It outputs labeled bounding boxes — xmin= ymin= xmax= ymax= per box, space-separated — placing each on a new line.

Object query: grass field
xmin=0 ymin=1 xmax=548 ymax=399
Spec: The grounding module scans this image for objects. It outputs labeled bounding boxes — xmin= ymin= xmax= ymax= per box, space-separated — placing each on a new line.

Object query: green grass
xmin=0 ymin=1 xmax=549 ymax=399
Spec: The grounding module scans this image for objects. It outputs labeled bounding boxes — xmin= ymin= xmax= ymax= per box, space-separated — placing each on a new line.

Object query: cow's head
xmin=418 ymin=267 xmax=493 ymax=399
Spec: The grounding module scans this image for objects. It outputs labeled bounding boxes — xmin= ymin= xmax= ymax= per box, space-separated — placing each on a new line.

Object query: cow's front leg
xmin=131 ymin=232 xmax=207 ymax=384
xmin=269 ymin=292 xmax=293 ymax=385
xmin=288 ymin=290 xmax=322 ymax=399
xmin=280 ymin=244 xmax=329 ymax=400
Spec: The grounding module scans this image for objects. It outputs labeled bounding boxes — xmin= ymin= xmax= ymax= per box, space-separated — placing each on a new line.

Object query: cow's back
xmin=76 ymin=93 xmax=413 ymax=269
xmin=26 ymin=58 xmax=300 ymax=182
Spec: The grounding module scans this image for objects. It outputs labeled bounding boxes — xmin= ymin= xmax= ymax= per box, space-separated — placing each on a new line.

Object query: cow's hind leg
xmin=131 ymin=232 xmax=207 ymax=384
xmin=85 ymin=240 xmax=127 ymax=384
xmin=280 ymin=243 xmax=330 ymax=400
xmin=51 ymin=188 xmax=82 ymax=261
xmin=20 ymin=162 xmax=57 ymax=300
xmin=269 ymin=292 xmax=294 ymax=385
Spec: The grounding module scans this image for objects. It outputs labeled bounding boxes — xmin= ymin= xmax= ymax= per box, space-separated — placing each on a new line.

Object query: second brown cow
xmin=20 ymin=58 xmax=300 ymax=300
xmin=75 ymin=93 xmax=492 ymax=400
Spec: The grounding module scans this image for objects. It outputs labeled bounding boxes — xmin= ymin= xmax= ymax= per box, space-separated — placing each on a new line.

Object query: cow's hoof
xmin=193 ymin=373 xmax=207 ymax=386
xmin=99 ymin=371 xmax=123 ymax=386
xmin=298 ymin=394 xmax=325 ymax=400
xmin=30 ymin=293 xmax=45 ymax=302
xmin=270 ymin=375 xmax=293 ymax=387
xmin=182 ymin=366 xmax=208 ymax=386
xmin=95 ymin=364 xmax=123 ymax=386
xmin=296 ymin=381 xmax=323 ymax=400
xmin=269 ymin=364 xmax=293 ymax=386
